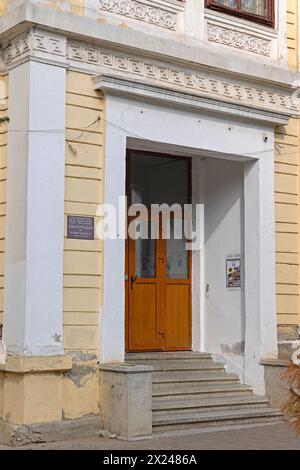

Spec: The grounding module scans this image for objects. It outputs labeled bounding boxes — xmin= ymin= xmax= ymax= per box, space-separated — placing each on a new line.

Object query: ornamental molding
xmin=207 ymin=22 xmax=272 ymax=57
xmin=95 ymin=74 xmax=291 ymax=126
xmin=2 ymin=29 xmax=67 ymax=68
xmin=98 ymin=0 xmax=180 ymax=31
xmin=66 ymin=40 xmax=297 ymax=115
xmin=1 ymin=29 xmax=298 ymax=116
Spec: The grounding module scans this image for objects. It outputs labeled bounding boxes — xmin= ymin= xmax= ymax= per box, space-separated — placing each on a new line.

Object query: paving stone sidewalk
xmin=1 ymin=423 xmax=300 ymax=450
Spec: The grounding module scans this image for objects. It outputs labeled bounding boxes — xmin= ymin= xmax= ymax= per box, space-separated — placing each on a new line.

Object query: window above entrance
xmin=205 ymin=0 xmax=275 ymax=27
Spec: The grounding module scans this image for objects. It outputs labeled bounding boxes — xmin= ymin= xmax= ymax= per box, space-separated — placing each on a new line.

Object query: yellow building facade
xmin=0 ymin=0 xmax=300 ymax=444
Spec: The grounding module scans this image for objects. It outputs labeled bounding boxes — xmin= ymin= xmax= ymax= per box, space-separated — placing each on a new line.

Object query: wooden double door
xmin=125 ymin=151 xmax=192 ymax=352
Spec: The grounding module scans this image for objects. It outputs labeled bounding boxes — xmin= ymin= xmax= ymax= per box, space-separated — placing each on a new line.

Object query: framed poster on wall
xmin=226 ymin=257 xmax=241 ymax=288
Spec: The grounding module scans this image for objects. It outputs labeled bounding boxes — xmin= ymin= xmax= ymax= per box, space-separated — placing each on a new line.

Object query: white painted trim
xmin=244 ymin=145 xmax=278 ymax=394
xmin=99 ymin=120 xmax=127 ymax=363
xmin=99 ymin=82 xmax=277 ymax=393
xmin=3 ymin=59 xmax=66 ymax=357
xmin=95 ymin=74 xmax=291 ymax=125
xmin=191 ymin=156 xmax=206 ymax=352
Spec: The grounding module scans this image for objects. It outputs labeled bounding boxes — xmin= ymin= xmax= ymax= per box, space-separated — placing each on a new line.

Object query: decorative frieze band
xmin=1 ymin=29 xmax=298 ymax=116
xmin=3 ymin=30 xmax=67 ymax=67
xmin=98 ymin=0 xmax=179 ymax=30
xmin=207 ymin=23 xmax=272 ymax=57
xmin=66 ymin=40 xmax=297 ymax=115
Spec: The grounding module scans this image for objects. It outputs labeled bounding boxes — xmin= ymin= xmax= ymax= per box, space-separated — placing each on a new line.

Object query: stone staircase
xmin=126 ymin=351 xmax=284 ymax=434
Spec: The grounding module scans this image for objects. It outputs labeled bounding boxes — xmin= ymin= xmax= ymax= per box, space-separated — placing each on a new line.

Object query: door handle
xmin=130 ymin=275 xmax=138 ymax=289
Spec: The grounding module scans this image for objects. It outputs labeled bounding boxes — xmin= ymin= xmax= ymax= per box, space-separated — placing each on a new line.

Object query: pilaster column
xmin=244 ymin=143 xmax=278 ymax=395
xmin=0 ymin=29 xmax=72 ymax=439
xmin=3 ymin=29 xmax=67 ymax=357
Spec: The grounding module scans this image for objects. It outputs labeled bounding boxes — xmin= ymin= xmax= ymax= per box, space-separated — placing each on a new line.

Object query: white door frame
xmin=97 ymin=80 xmax=279 ymax=394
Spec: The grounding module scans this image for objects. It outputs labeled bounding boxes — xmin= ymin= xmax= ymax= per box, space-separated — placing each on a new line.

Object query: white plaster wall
xmin=204 ymin=158 xmax=245 ymax=379
xmin=3 ymin=60 xmax=66 ymax=356
xmin=100 ymin=125 xmax=127 ymax=364
xmin=244 ymin=151 xmax=278 ymax=393
xmin=184 ymin=0 xmax=205 ymax=41
xmin=191 ymin=157 xmax=205 ymax=352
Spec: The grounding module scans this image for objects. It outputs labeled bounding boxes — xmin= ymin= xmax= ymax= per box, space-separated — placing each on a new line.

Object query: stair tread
xmin=153 ymin=372 xmax=239 ymax=383
xmin=143 ymin=362 xmax=224 ymax=371
xmin=152 ymin=395 xmax=269 ymax=410
xmin=153 ymin=407 xmax=283 ymax=425
xmin=128 ymin=351 xmax=280 ymax=431
xmin=126 ymin=352 xmax=212 ymax=360
xmin=153 ymin=382 xmax=252 ymax=394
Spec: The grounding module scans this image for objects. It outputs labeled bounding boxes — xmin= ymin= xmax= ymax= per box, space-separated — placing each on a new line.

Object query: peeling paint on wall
xmin=62 ymin=353 xmax=100 ymax=419
xmin=52 ymin=333 xmax=62 ymax=343
xmin=65 ymin=362 xmax=96 ymax=388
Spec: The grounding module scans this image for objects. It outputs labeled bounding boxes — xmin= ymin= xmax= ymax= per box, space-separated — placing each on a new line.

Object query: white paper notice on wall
xmin=226 ymin=256 xmax=241 ymax=289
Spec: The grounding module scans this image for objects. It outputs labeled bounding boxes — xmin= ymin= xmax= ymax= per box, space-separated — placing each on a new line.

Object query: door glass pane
xmin=130 ymin=153 xmax=189 ymax=209
xmin=167 ymin=218 xmax=189 ymax=280
xmin=135 ymin=220 xmax=156 ymax=278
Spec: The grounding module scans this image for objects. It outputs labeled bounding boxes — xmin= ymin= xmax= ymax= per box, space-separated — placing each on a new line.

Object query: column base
xmin=0 ymin=355 xmax=72 ymax=429
xmin=261 ymin=359 xmax=290 ymax=409
xmin=0 ymin=414 xmax=101 ymax=447
xmin=99 ymin=364 xmax=153 ymax=439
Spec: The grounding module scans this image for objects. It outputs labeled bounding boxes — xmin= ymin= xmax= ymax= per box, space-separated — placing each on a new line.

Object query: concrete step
xmin=132 ymin=361 xmax=225 ymax=372
xmin=152 ymin=382 xmax=253 ymax=399
xmin=126 ymin=352 xmax=212 ymax=361
xmin=152 ymin=408 xmax=285 ymax=432
xmin=152 ymin=370 xmax=238 ymax=384
xmin=152 ymin=395 xmax=269 ymax=415
xmin=127 ymin=351 xmax=282 ymax=434
xmin=153 ymin=377 xmax=240 ymax=394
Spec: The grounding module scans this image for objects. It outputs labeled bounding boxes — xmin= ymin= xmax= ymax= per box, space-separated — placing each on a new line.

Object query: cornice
xmin=94 ymin=74 xmax=292 ymax=126
xmin=67 ymin=38 xmax=297 ymax=117
xmin=1 ymin=28 xmax=299 ymax=118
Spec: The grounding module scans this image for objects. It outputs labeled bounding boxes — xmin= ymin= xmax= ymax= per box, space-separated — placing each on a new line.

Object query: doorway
xmin=125 ymin=151 xmax=192 ymax=351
